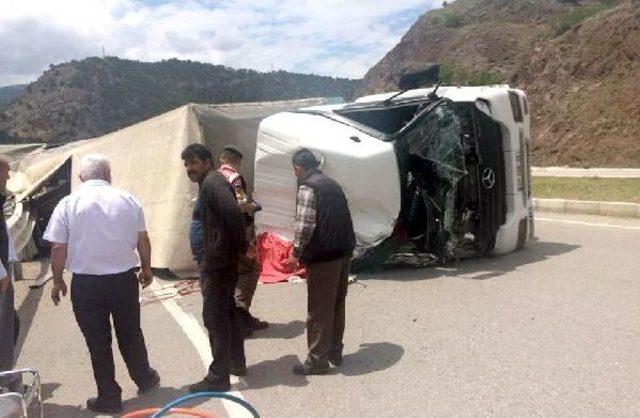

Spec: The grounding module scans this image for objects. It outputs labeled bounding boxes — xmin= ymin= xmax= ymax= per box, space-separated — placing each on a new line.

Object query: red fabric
xmin=257 ymin=232 xmax=306 ymax=283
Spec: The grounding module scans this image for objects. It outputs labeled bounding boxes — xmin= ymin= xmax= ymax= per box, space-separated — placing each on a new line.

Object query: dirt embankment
xmin=357 ymin=0 xmax=640 ymax=167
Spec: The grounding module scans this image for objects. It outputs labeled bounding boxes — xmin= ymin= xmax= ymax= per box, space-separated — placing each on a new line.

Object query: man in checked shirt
xmin=286 ymin=148 xmax=356 ymax=375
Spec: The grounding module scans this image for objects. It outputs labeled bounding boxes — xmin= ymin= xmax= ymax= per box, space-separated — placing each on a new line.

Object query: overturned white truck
xmin=253 ymin=85 xmax=534 ymax=267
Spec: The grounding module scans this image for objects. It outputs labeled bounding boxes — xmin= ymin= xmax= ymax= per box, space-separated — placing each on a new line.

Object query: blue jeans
xmin=189 ymin=220 xmax=204 ymax=264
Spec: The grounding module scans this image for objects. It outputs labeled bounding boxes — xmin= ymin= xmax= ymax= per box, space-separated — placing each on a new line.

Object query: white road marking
xmin=149 ymin=281 xmax=252 ymax=418
xmin=536 ymin=217 xmax=640 ymax=231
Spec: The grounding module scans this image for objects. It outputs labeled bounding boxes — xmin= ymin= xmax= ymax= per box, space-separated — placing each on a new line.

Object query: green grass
xmin=555 ymin=2 xmax=618 ymax=35
xmin=442 ymin=11 xmax=464 ymax=28
xmin=439 ymin=62 xmax=503 ymax=86
xmin=533 ymin=177 xmax=640 ymax=203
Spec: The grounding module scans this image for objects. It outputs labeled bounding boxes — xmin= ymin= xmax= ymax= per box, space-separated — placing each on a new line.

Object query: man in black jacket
xmin=287 ymin=149 xmax=356 ymax=375
xmin=182 ymin=144 xmax=247 ymax=392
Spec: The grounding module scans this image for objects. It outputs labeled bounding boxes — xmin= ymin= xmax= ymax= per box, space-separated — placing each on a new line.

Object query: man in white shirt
xmin=44 ymin=154 xmax=159 ymax=414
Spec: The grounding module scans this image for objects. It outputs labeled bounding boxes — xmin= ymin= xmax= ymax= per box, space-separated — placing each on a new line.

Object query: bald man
xmin=44 ymin=154 xmax=159 ymax=413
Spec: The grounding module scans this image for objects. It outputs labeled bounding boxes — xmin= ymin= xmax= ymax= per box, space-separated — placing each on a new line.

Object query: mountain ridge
xmin=0 ymin=57 xmax=357 ymax=144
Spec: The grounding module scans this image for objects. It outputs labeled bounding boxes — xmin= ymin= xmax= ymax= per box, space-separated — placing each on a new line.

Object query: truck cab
xmin=253 ymin=85 xmax=534 ymax=266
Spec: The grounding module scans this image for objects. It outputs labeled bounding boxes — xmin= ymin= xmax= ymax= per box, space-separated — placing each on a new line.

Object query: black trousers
xmin=200 ymin=269 xmax=246 ymax=382
xmin=0 ymin=279 xmax=17 ymax=390
xmin=71 ymin=269 xmax=155 ymax=400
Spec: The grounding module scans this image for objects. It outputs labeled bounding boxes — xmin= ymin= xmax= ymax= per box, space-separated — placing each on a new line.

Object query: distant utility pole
xmin=102 ymin=45 xmax=106 ymax=58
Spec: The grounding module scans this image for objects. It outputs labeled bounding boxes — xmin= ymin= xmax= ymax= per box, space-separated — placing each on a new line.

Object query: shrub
xmin=439 ymin=62 xmax=504 ymax=86
xmin=442 ymin=12 xmax=464 ymax=28
xmin=555 ymin=2 xmax=618 ymax=35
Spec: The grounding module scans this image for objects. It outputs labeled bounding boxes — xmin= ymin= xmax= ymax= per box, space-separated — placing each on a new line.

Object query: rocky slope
xmin=515 ymin=1 xmax=640 ymax=166
xmin=358 ymin=0 xmax=639 ymax=166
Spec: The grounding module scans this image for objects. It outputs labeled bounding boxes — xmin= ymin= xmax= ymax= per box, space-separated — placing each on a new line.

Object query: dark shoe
xmin=86 ymin=397 xmax=123 ymax=414
xmin=292 ymin=361 xmax=329 ymax=376
xmin=230 ymin=364 xmax=247 ymax=377
xmin=238 ymin=307 xmax=268 ymax=331
xmin=249 ymin=316 xmax=269 ymax=330
xmin=328 ymin=352 xmax=343 ymax=367
xmin=137 ymin=370 xmax=161 ymax=395
xmin=188 ymin=378 xmax=230 ymax=393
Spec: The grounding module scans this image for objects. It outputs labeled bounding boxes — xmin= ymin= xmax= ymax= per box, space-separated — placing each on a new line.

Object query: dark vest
xmin=300 ymin=170 xmax=355 ymax=263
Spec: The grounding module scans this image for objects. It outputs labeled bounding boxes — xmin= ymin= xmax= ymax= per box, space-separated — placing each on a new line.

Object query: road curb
xmin=533 ymin=198 xmax=640 ymax=219
xmin=532 ymin=167 xmax=640 ymax=178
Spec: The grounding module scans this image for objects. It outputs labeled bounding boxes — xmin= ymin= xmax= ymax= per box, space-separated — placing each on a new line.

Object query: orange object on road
xmin=122 ymin=407 xmax=217 ymax=417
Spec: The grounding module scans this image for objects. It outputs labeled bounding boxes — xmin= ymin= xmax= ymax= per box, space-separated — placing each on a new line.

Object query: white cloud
xmin=0 ymin=0 xmax=445 ymax=86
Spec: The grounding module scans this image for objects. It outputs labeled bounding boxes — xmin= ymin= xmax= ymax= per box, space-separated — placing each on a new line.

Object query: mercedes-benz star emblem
xmin=482 ymin=167 xmax=496 ymax=190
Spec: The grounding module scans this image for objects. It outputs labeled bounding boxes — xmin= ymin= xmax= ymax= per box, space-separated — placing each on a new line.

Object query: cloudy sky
xmin=0 ymin=0 xmax=446 ymax=87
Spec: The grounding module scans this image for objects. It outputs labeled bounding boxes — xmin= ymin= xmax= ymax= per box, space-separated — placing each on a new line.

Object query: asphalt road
xmin=12 ymin=212 xmax=640 ymax=417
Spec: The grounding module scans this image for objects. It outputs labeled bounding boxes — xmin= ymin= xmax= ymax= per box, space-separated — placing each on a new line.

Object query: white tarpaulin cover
xmin=7 ymin=99 xmax=334 ymax=273
xmin=254 ymin=108 xmax=401 ymax=255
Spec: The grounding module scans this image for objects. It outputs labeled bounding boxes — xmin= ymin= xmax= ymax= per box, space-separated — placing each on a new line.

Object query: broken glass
xmin=401 ymin=101 xmax=467 ymax=258
xmin=403 ymin=102 xmax=466 ymax=184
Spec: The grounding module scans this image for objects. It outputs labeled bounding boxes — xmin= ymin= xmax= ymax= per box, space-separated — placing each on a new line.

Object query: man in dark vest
xmin=287 ymin=148 xmax=356 ymax=375
xmin=0 ymin=156 xmax=20 ymax=391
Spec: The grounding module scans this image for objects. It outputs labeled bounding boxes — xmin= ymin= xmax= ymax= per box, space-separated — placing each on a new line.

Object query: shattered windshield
xmin=397 ymin=100 xmax=468 ymax=259
xmin=402 ymin=102 xmax=466 ymax=183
